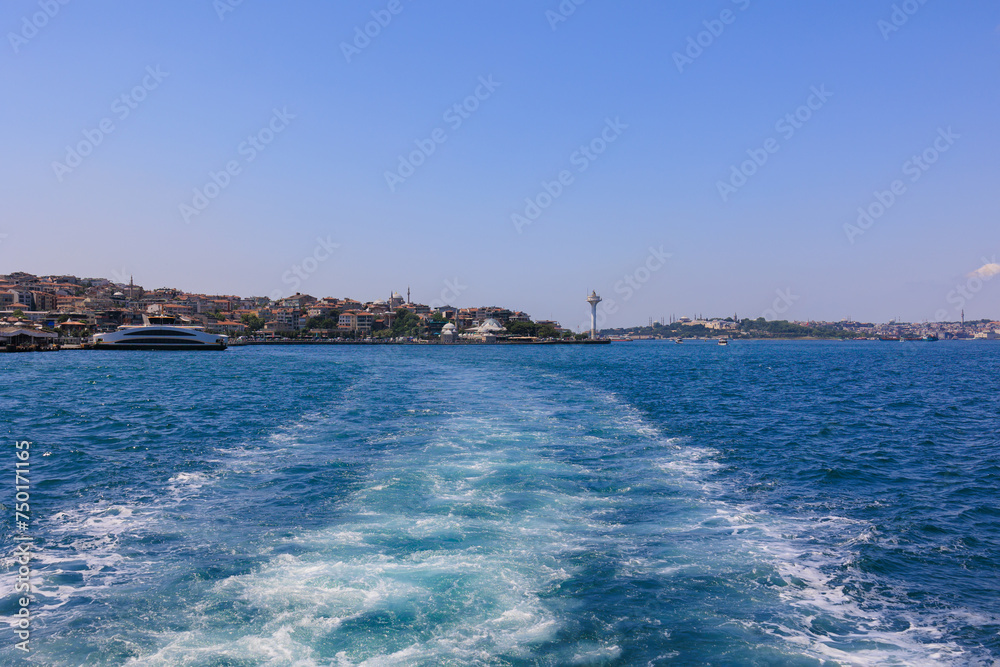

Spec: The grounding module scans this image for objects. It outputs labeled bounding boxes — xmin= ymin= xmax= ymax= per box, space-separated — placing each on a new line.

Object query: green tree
xmin=537 ymin=324 xmax=559 ymax=338
xmin=240 ymin=313 xmax=265 ymax=333
xmin=506 ymin=321 xmax=538 ymax=337
xmin=390 ymin=309 xmax=422 ymax=337
xmin=304 ymin=311 xmax=340 ymax=331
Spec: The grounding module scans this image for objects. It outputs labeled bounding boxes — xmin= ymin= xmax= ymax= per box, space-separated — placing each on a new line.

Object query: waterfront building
xmin=0 ymin=327 xmax=58 ymax=348
xmin=206 ymin=320 xmax=247 ymax=335
xmin=337 ymin=311 xmax=374 ymax=333
xmin=473 ymin=318 xmax=506 ymax=335
xmin=274 ymin=308 xmax=303 ymax=331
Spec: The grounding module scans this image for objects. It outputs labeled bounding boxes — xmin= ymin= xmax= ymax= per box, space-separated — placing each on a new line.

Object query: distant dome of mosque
xmin=442 ymin=323 xmax=456 ymax=331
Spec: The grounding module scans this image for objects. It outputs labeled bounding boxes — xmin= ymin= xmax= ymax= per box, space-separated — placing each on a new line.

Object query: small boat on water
xmin=718 ymin=338 xmax=729 ymax=345
xmin=92 ymin=315 xmax=228 ymax=350
xmin=674 ymin=338 xmax=683 ymax=344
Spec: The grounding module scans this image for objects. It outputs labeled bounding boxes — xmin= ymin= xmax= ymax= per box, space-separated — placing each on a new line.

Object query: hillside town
xmin=0 ymin=272 xmax=577 ymax=347
xmin=2 ymin=271 xmax=998 ymax=349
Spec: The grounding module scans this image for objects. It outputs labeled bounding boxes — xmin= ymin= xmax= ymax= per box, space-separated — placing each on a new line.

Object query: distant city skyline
xmin=2 ymin=1 xmax=999 ymax=328
xmin=7 ymin=269 xmax=999 ymax=337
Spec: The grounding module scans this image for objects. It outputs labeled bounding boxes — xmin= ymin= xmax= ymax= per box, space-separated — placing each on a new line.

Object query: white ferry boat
xmin=92 ymin=315 xmax=228 ymax=350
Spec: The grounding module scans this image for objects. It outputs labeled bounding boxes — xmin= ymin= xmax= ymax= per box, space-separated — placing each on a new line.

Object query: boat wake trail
xmin=130 ymin=366 xmax=632 ymax=665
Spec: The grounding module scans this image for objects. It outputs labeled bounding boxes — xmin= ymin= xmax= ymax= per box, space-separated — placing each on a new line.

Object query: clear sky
xmin=2 ymin=0 xmax=998 ymax=329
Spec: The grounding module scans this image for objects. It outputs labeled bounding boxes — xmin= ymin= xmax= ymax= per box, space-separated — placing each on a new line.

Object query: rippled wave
xmin=2 ymin=342 xmax=998 ymax=665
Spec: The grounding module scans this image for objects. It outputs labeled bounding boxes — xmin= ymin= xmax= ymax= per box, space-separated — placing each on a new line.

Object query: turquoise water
xmin=2 ymin=341 xmax=999 ymax=665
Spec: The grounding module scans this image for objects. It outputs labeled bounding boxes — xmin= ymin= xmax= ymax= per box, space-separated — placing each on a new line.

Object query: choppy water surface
xmin=2 ymin=341 xmax=999 ymax=665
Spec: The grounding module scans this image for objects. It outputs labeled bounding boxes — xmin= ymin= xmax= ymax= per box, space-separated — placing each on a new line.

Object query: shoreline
xmin=6 ymin=338 xmax=997 ymax=353
xmin=231 ymin=339 xmax=613 ymax=346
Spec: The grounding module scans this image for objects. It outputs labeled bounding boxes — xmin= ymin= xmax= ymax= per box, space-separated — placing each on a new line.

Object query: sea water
xmin=2 ymin=341 xmax=998 ymax=665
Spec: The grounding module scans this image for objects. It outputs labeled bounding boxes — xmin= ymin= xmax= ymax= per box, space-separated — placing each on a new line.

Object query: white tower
xmin=586 ymin=291 xmax=602 ymax=339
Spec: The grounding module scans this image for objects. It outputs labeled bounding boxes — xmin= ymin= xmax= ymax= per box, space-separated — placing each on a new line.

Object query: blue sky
xmin=2 ymin=0 xmax=998 ymax=328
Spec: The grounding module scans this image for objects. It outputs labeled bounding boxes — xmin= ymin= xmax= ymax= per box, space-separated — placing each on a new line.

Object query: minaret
xmin=586 ymin=291 xmax=602 ymax=339
xmin=407 ymin=286 xmax=410 ymax=305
